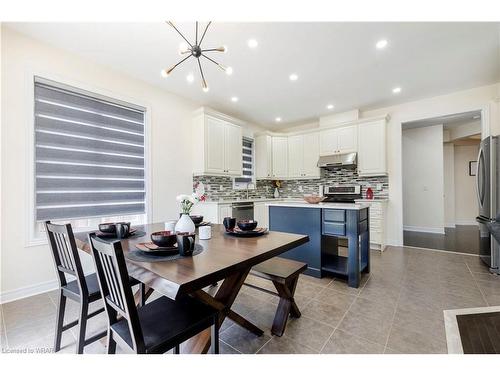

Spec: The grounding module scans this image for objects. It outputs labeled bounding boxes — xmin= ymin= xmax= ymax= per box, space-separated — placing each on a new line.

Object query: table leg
xmin=183 ymin=269 xmax=253 ymax=354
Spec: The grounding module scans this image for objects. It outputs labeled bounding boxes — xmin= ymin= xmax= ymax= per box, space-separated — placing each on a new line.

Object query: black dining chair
xmin=88 ymin=233 xmax=220 ymax=354
xmin=44 ymin=221 xmax=146 ymax=354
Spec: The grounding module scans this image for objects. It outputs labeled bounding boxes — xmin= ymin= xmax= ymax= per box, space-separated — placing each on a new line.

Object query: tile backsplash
xmin=193 ymin=168 xmax=389 ymax=201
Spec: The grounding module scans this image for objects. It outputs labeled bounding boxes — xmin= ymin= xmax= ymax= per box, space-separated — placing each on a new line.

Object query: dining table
xmin=74 ymin=222 xmax=309 ymax=354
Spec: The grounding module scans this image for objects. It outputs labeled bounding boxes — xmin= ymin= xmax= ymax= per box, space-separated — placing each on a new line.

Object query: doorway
xmin=402 ymin=111 xmax=481 ymax=254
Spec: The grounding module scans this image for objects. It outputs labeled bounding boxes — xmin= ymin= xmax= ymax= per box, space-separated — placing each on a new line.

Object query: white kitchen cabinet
xmin=271 ymin=136 xmax=288 ymax=179
xmin=319 ymin=125 xmax=357 ymax=155
xmin=357 ymin=119 xmax=387 ymax=176
xmin=192 ymin=112 xmax=242 ymax=176
xmin=255 ymin=135 xmax=273 ymax=179
xmin=254 ymin=202 xmax=269 ymax=228
xmin=288 ymin=133 xmax=320 ymax=179
xmin=191 ymin=203 xmax=232 ymax=224
xmin=218 ymin=204 xmax=232 ymax=223
xmin=355 ymin=199 xmax=387 ymax=251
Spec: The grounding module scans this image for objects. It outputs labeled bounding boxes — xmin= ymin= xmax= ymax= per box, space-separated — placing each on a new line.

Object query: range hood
xmin=317 ymin=152 xmax=357 ymax=169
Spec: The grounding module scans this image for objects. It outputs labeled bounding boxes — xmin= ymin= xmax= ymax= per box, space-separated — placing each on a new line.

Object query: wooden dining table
xmin=74 ymin=222 xmax=309 ymax=354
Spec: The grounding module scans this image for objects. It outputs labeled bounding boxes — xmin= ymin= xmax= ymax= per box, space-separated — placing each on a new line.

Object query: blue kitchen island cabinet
xmin=269 ymin=202 xmax=370 ymax=288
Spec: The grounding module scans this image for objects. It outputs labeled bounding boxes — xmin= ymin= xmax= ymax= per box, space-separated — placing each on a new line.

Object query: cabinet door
xmin=224 ymin=123 xmax=243 ymax=175
xmin=358 ymin=120 xmax=387 ymax=176
xmin=205 ymin=116 xmax=226 ymax=174
xmin=287 ymin=134 xmax=303 ymax=178
xmin=255 ymin=135 xmax=272 ymax=179
xmin=218 ymin=204 xmax=232 ymax=224
xmin=302 ymin=132 xmax=320 ymax=177
xmin=272 ymin=137 xmax=288 ymax=178
xmin=319 ymin=128 xmax=338 ymax=155
xmin=254 ymin=202 xmax=269 ymax=228
xmin=337 ymin=125 xmax=357 ymax=153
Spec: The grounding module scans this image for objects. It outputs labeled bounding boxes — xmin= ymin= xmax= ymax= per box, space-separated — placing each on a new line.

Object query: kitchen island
xmin=268 ymin=202 xmax=370 ymax=288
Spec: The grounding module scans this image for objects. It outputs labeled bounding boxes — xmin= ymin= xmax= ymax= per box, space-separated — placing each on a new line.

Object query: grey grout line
xmin=382 ymin=273 xmax=404 ymax=353
xmin=253 ymin=335 xmax=274 ymax=354
xmin=220 ymin=339 xmax=243 ymax=354
xmin=403 ymin=245 xmax=479 ymax=257
xmin=465 ymin=262 xmax=490 ymax=307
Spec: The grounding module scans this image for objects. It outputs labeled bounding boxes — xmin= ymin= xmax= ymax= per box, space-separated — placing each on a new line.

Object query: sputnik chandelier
xmin=161 ymin=21 xmax=232 ymax=92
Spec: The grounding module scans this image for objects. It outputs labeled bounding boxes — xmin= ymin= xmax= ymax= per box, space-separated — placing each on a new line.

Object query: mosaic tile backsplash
xmin=193 ymin=168 xmax=389 ymax=201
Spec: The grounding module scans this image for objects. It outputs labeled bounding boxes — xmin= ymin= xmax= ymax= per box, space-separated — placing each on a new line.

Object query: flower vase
xmin=175 ymin=214 xmax=195 ymax=233
xmin=274 ymin=188 xmax=280 ymax=198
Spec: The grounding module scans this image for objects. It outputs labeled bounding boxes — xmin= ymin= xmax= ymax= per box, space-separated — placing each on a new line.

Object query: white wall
xmin=362 ymin=82 xmax=500 ymax=245
xmin=402 ymin=125 xmax=445 ymax=233
xmin=443 ymin=143 xmax=456 ymax=227
xmin=454 ymin=144 xmax=480 ymax=225
xmin=0 ymin=26 xmax=265 ymax=302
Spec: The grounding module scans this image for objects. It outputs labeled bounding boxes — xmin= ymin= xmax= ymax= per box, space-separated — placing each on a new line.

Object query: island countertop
xmin=266 ymin=201 xmax=370 ymax=210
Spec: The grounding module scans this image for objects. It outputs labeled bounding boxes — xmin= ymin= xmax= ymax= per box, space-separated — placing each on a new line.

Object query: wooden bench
xmin=244 ymin=257 xmax=307 ymax=336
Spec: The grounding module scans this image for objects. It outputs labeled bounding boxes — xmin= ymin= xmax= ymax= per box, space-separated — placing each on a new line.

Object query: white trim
xmin=445 ymin=222 xmax=456 ymax=228
xmin=454 ymin=219 xmax=478 ymax=226
xmin=404 ymin=244 xmax=479 ymax=257
xmin=403 ymin=225 xmax=445 ymax=234
xmin=0 ymin=279 xmax=59 ymax=304
xmin=25 ymin=68 xmax=153 ymax=246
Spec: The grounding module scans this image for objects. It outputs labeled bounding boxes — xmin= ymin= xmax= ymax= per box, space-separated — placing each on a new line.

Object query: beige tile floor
xmin=1 ymin=246 xmax=499 ymax=354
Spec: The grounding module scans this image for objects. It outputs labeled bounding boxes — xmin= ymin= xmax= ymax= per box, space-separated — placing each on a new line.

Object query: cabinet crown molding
xmin=193 ymin=106 xmax=247 ymax=128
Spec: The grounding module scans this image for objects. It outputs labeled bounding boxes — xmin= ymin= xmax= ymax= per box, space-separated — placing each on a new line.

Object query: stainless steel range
xmin=322 ymin=185 xmax=362 ymax=203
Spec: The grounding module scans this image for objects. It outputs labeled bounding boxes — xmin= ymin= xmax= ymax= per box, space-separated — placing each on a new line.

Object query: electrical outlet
xmin=298 ymin=185 xmax=304 ymax=192
xmin=376 ymin=183 xmax=383 ymax=190
xmin=219 ymin=185 xmax=224 ymax=191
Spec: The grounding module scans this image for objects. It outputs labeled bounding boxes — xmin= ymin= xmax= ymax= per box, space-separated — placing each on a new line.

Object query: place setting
xmin=96 ymin=221 xmax=147 ymax=240
xmin=223 ymin=217 xmax=268 ymax=237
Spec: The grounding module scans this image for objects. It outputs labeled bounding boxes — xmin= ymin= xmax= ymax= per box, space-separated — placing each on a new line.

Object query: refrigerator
xmin=476 ymin=136 xmax=500 ymax=273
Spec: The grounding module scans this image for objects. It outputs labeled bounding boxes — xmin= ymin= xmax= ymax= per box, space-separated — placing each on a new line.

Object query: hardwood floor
xmin=403 ymin=225 xmax=480 ymax=255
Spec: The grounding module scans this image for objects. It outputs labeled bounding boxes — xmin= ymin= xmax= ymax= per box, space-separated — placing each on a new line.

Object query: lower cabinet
xmin=191 ymin=203 xmax=232 ymax=224
xmin=269 ymin=206 xmax=322 ymax=277
xmin=354 ymin=199 xmax=387 ymax=251
xmin=254 ymin=202 xmax=269 ymax=228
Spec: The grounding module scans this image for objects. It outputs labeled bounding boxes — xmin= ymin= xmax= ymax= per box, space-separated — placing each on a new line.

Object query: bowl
xmin=237 ymin=220 xmax=258 ymax=231
xmin=99 ymin=222 xmax=116 ymax=233
xmin=151 ymin=231 xmax=177 ymax=248
xmin=190 ymin=215 xmax=204 ymax=225
xmin=303 ymin=195 xmax=324 ymax=204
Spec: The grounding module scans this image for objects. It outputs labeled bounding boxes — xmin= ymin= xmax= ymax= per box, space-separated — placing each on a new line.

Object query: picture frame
xmin=469 ymin=161 xmax=477 ymax=176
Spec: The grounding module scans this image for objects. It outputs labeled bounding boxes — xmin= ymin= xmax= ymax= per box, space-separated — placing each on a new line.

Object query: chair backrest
xmin=88 ymin=233 xmax=145 ymax=352
xmin=44 ymin=221 xmax=87 ymax=295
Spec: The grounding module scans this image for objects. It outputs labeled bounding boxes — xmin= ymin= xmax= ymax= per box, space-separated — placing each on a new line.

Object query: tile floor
xmin=1 ymin=246 xmax=499 ymax=354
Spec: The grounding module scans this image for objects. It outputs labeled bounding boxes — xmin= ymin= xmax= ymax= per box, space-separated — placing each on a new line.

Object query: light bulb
xmin=178 ymin=42 xmax=190 ymax=55
xmin=203 ymin=86 xmax=209 ymax=93
xmin=222 ymin=45 xmax=228 ymax=53
xmin=160 ymin=69 xmax=169 ymax=78
xmin=225 ymin=66 xmax=233 ymax=75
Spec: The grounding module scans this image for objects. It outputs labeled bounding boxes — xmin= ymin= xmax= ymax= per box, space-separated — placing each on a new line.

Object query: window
xmin=233 ymin=137 xmax=255 ymax=189
xmin=33 ymin=77 xmax=147 ymax=234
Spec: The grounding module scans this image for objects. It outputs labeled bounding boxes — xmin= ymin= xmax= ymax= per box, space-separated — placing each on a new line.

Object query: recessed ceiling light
xmin=392 ymin=87 xmax=402 ymax=94
xmin=248 ymin=39 xmax=258 ymax=48
xmin=327 ymin=104 xmax=334 ymax=110
xmin=231 ymin=97 xmax=239 ymax=102
xmin=225 ymin=66 xmax=233 ymax=76
xmin=289 ymin=74 xmax=298 ymax=81
xmin=275 ymin=117 xmax=282 ymax=122
xmin=186 ymin=73 xmax=194 ymax=83
xmin=376 ymin=39 xmax=388 ymax=49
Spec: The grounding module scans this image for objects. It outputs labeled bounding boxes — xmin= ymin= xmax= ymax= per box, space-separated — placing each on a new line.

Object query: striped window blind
xmin=234 ymin=137 xmax=254 ymax=186
xmin=34 ymin=78 xmax=146 ymax=221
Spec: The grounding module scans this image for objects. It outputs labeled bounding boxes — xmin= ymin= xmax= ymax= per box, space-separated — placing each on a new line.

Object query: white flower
xmin=176 ymin=194 xmax=190 ymax=202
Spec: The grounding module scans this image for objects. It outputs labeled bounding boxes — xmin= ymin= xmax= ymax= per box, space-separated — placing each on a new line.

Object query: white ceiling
xmin=8 ymin=22 xmax=500 ymax=129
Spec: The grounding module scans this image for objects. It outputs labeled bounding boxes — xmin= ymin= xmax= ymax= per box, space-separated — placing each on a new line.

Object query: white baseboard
xmin=403 ymin=225 xmax=445 ymax=234
xmin=0 ymin=279 xmax=59 ymax=304
xmin=454 ymin=219 xmax=478 ymax=226
xmin=445 ymin=222 xmax=456 ymax=228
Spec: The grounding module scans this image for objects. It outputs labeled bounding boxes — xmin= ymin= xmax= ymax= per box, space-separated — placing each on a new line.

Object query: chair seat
xmin=63 ymin=273 xmax=141 ymax=301
xmin=111 ymin=296 xmax=217 ymax=353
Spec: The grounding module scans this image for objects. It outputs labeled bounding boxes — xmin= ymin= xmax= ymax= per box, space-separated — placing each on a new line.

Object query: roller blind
xmin=234 ymin=137 xmax=253 ymax=184
xmin=34 ymin=78 xmax=146 ymax=221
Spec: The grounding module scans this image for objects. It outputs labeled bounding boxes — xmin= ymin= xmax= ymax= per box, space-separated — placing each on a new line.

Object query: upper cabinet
xmin=357 ymin=119 xmax=387 ymax=176
xmin=272 ymin=136 xmax=288 ymax=179
xmin=192 ymin=110 xmax=242 ymax=176
xmin=319 ymin=125 xmax=357 ymax=155
xmin=255 ymin=134 xmax=273 ymax=179
xmin=288 ymin=133 xmax=320 ymax=179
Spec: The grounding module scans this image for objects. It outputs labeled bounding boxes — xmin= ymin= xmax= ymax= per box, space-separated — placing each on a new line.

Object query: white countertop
xmin=266 ymin=201 xmax=370 ymax=210
xmin=355 ymin=198 xmax=389 ymax=203
xmin=201 ymin=198 xmax=285 ymax=205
